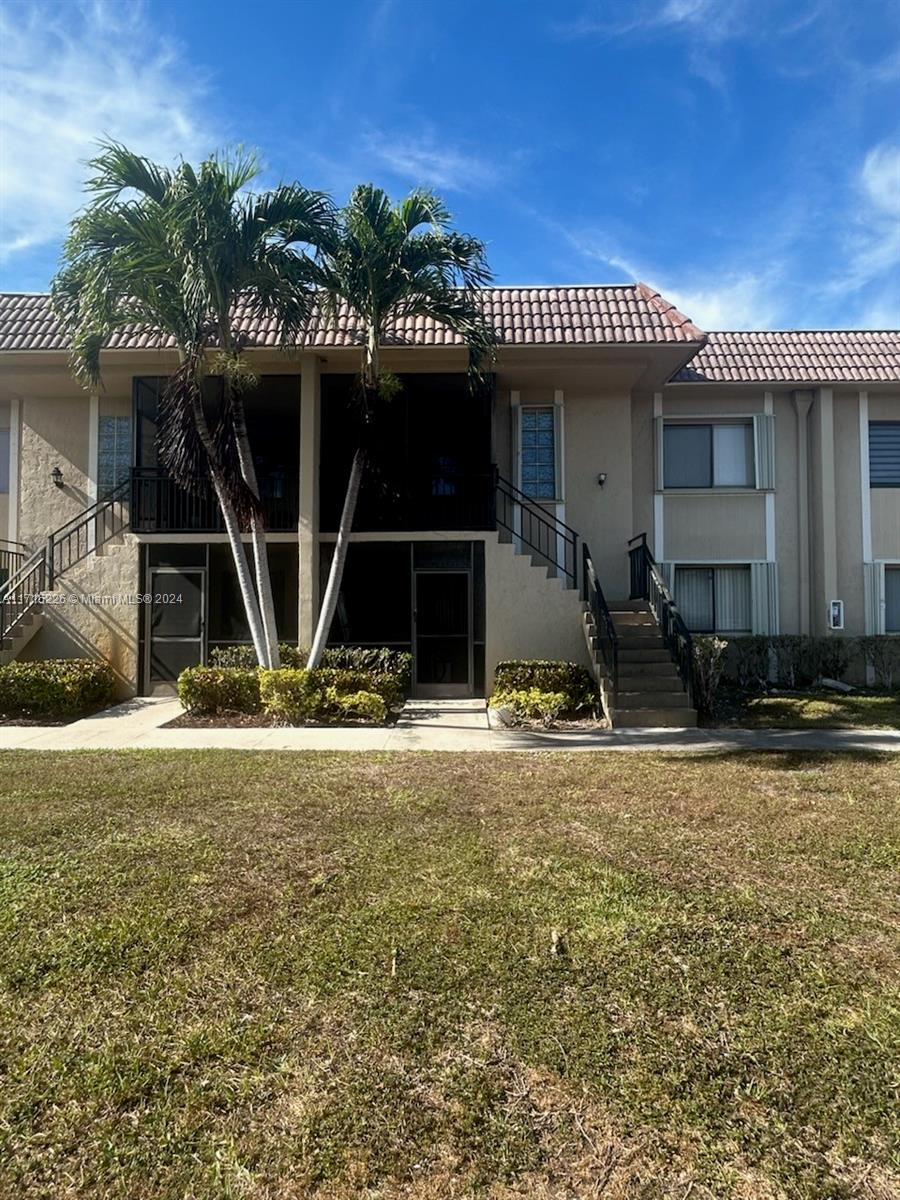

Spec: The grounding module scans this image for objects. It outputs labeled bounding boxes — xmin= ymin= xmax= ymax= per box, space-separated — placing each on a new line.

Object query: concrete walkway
xmin=1 ymin=697 xmax=898 ymax=752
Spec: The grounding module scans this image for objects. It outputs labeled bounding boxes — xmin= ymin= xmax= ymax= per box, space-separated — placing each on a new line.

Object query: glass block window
xmin=98 ymin=415 xmax=132 ymax=496
xmin=520 ymin=406 xmax=556 ymax=500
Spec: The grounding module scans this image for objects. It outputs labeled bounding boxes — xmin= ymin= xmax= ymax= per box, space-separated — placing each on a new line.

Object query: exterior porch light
xmin=51 ymin=466 xmax=64 ymax=488
xmin=597 ymin=472 xmax=607 ymax=488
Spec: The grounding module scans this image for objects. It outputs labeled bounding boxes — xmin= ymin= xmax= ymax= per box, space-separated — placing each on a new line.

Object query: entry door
xmin=147 ymin=568 xmax=205 ymax=687
xmin=413 ymin=570 xmax=472 ymax=697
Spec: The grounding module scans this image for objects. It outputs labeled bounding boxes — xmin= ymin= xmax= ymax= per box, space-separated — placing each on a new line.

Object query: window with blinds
xmin=869 ymin=422 xmax=900 ymax=487
xmin=674 ymin=565 xmax=752 ymax=634
xmin=520 ymin=406 xmax=557 ymax=500
xmin=98 ymin=415 xmax=132 ymax=496
xmin=663 ymin=422 xmax=754 ymax=488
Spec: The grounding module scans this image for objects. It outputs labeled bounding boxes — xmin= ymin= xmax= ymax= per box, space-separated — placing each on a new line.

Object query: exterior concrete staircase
xmin=605 ymin=600 xmax=696 ymax=727
xmin=0 ymin=482 xmax=130 ymax=666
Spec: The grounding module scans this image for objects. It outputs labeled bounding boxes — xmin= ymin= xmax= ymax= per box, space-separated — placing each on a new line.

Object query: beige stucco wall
xmin=484 ymin=535 xmax=589 ymax=687
xmin=15 ymin=388 xmax=140 ymax=696
xmin=665 ymin=493 xmax=767 ymax=561
xmin=0 ymin=397 xmax=9 ymax=541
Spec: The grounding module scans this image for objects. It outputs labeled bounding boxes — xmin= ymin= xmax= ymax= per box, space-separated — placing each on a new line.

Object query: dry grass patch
xmin=0 ymin=750 xmax=898 ymax=1199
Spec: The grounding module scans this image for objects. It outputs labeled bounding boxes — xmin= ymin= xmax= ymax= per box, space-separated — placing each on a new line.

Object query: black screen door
xmin=413 ymin=570 xmax=472 ymax=697
xmin=148 ymin=568 xmax=205 ymax=686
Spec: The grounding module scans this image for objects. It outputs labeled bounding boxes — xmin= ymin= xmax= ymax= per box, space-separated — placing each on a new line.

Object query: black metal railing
xmin=131 ymin=467 xmax=299 ymax=533
xmin=582 ymin=542 xmax=618 ymax=690
xmin=494 ymin=473 xmax=579 ymax=588
xmin=628 ymin=532 xmax=693 ymax=701
xmin=47 ymin=481 xmax=131 ymax=586
xmin=1 ymin=540 xmax=26 ymax=588
xmin=0 ymin=548 xmax=46 ymax=643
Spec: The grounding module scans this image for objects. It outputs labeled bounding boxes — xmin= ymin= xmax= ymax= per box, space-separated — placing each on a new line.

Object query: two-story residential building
xmin=1 ymin=285 xmax=898 ymax=724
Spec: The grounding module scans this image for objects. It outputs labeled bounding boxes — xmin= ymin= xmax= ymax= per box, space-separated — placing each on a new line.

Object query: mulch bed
xmin=164 ymin=709 xmax=402 ymax=730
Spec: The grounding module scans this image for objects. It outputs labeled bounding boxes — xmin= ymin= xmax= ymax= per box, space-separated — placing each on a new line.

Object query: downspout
xmin=793 ymin=390 xmax=814 ymax=634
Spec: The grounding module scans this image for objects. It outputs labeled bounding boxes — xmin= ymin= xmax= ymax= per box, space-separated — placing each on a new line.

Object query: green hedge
xmin=490 ymin=687 xmax=568 ymax=723
xmin=209 ymin=643 xmax=306 ymax=669
xmin=209 ymin=643 xmax=412 ymax=688
xmin=0 ymin=659 xmax=116 ymax=717
xmin=177 ymin=667 xmax=261 ymax=715
xmin=259 ymin=669 xmax=388 ymax=724
xmin=177 ymin=661 xmax=404 ymax=723
xmin=492 ymin=660 xmax=597 ymax=713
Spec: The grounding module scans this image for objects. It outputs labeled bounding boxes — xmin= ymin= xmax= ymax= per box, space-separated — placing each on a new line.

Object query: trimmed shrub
xmin=259 ymin=669 xmax=323 ymax=723
xmin=0 ymin=658 xmax=115 ymax=717
xmin=858 ymin=636 xmax=900 ymax=688
xmin=177 ymin=667 xmax=261 ymax=714
xmin=314 ymin=667 xmax=406 ymax=710
xmin=329 ymin=689 xmax=387 ymax=723
xmin=320 ymin=646 xmax=413 ymax=683
xmin=492 ymin=660 xmax=596 ymax=713
xmin=733 ymin=635 xmax=771 ymax=691
xmin=490 ymin=687 xmax=568 ymax=723
xmin=210 ymin=643 xmax=306 ymax=669
xmin=259 ymin=669 xmax=393 ymax=724
xmin=691 ymin=636 xmax=729 ymax=716
xmin=818 ymin=637 xmax=854 ymax=682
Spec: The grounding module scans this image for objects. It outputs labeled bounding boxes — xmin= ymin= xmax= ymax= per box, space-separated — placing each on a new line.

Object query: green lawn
xmin=1 ymin=751 xmax=898 ymax=1199
xmin=739 ymin=691 xmax=900 ymax=729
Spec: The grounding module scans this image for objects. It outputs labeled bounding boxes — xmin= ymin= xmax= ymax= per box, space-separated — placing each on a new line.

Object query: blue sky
xmin=1 ymin=0 xmax=898 ymax=329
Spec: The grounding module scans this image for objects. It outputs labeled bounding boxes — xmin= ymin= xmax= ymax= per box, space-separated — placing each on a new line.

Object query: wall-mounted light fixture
xmin=51 ymin=466 xmax=64 ymax=488
xmin=597 ymin=472 xmax=607 ymax=488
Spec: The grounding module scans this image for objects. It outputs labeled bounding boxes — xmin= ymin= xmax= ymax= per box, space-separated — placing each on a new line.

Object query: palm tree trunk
xmin=307 ymin=446 xmax=366 ymax=669
xmin=230 ymin=409 xmax=281 ymax=669
xmin=189 ymin=387 xmax=269 ymax=667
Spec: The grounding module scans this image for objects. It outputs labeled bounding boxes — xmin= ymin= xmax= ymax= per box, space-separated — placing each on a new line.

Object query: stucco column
xmin=298 ymin=354 xmax=321 ymax=648
xmin=810 ymin=387 xmax=838 ymax=635
xmin=793 ymin=391 xmax=813 ymax=633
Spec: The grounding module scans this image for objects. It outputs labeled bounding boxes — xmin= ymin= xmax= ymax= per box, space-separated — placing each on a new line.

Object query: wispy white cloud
xmin=0 ymin=0 xmax=216 ymax=265
xmin=548 ymin=136 xmax=900 ymax=330
xmin=364 ymin=131 xmax=503 ymax=193
xmin=825 ymin=142 xmax=900 ymax=301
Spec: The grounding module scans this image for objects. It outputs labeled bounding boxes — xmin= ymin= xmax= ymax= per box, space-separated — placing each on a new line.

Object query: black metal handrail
xmin=132 ymin=466 xmax=299 ymax=533
xmin=0 ymin=548 xmax=46 ymax=642
xmin=1 ymin=544 xmax=25 ymax=586
xmin=628 ymin=532 xmax=693 ymax=701
xmin=47 ymin=480 xmax=131 ymax=586
xmin=495 ymin=473 xmax=579 ymax=588
xmin=581 ymin=542 xmax=618 ymax=691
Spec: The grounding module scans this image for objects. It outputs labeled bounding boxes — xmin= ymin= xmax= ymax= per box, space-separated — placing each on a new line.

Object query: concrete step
xmin=617 ymin=660 xmax=680 ymax=677
xmin=617 ymin=673 xmax=683 ymax=691
xmin=618 ymin=647 xmax=673 ymax=663
xmin=612 ymin=707 xmax=698 ymax=728
xmin=609 ymin=600 xmax=652 ymax=613
xmin=617 ymin=635 xmax=666 ymax=649
xmin=610 ymin=611 xmax=658 ymax=628
xmin=616 ymin=690 xmax=692 ymax=708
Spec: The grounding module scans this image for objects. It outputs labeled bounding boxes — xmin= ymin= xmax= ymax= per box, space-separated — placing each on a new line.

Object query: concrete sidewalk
xmin=1 ymin=697 xmax=898 ymax=752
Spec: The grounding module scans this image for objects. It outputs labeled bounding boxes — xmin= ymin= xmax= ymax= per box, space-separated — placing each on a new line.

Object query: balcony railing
xmin=131 ymin=467 xmax=299 ymax=533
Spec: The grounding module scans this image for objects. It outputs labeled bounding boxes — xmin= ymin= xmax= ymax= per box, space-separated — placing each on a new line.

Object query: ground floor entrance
xmin=322 ymin=540 xmax=486 ymax=698
xmin=140 ymin=538 xmax=486 ymax=698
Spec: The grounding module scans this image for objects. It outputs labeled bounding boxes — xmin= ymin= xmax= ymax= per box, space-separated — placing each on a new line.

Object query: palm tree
xmin=306 ymin=186 xmax=496 ymax=669
xmin=52 ymin=142 xmax=335 ymax=668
